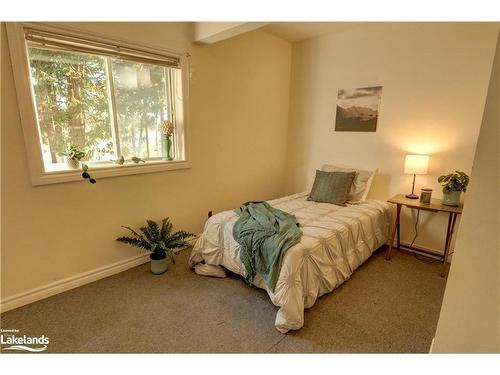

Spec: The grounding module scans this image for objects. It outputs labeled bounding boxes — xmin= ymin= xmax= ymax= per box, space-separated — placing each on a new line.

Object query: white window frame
xmin=6 ymin=22 xmax=191 ymax=186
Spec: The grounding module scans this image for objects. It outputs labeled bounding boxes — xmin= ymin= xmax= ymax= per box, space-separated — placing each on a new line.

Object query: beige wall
xmin=1 ymin=22 xmax=292 ymax=302
xmin=2 ymin=21 xmax=499 ymax=320
xmin=285 ymin=23 xmax=498 ymax=251
xmin=433 ymin=29 xmax=500 ymax=353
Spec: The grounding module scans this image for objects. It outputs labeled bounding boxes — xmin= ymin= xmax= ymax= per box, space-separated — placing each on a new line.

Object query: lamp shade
xmin=404 ymin=154 xmax=429 ymax=175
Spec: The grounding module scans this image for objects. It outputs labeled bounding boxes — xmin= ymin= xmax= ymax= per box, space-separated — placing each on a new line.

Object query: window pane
xmin=110 ymin=59 xmax=172 ymax=160
xmin=28 ymin=47 xmax=114 ymax=167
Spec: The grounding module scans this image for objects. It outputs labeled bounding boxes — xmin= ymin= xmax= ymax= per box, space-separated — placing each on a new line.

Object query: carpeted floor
xmin=1 ymin=247 xmax=447 ymax=353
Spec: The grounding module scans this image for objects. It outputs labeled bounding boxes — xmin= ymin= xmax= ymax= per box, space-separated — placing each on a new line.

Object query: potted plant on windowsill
xmin=58 ymin=145 xmax=96 ymax=184
xmin=116 ymin=217 xmax=195 ymax=275
xmin=58 ymin=145 xmax=86 ymax=169
xmin=438 ymin=171 xmax=470 ymax=206
xmin=159 ymin=120 xmax=175 ymax=161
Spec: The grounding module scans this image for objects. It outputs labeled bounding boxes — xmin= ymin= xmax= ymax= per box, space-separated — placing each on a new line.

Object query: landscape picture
xmin=335 ymin=86 xmax=382 ymax=132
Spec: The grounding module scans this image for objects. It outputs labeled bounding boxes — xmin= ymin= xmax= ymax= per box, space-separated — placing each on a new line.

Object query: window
xmin=6 ymin=23 xmax=190 ymax=185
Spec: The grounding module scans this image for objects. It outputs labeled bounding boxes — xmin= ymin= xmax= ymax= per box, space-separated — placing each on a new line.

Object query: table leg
xmin=386 ymin=204 xmax=401 ymax=260
xmin=440 ymin=212 xmax=457 ymax=277
xmin=397 ymin=207 xmax=401 ymax=249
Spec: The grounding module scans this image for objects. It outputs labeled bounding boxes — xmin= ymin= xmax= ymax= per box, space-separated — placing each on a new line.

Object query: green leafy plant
xmin=116 ymin=218 xmax=195 ymax=262
xmin=438 ymin=171 xmax=469 ymax=193
xmin=31 ymin=49 xmax=167 ymax=165
xmin=58 ymin=144 xmax=86 ymax=161
xmin=58 ymin=145 xmax=96 ymax=184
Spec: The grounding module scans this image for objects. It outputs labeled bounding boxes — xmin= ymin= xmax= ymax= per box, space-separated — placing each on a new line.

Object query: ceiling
xmin=262 ymin=22 xmax=363 ymax=43
xmin=194 ymin=22 xmax=487 ymax=45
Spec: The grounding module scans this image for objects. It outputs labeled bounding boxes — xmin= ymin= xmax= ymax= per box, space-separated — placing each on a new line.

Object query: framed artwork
xmin=334 ymin=86 xmax=382 ymax=132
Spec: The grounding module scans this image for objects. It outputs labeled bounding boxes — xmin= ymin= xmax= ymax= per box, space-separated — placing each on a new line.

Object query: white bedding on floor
xmin=189 ymin=192 xmax=391 ymax=333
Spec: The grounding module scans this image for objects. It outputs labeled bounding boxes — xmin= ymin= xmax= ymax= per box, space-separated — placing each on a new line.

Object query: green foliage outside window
xmin=28 ymin=47 xmax=174 ymax=166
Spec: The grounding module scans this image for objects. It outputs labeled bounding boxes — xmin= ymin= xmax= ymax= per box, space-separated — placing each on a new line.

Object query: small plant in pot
xmin=116 ymin=217 xmax=195 ymax=275
xmin=58 ymin=145 xmax=86 ymax=169
xmin=58 ymin=144 xmax=97 ymax=184
xmin=438 ymin=171 xmax=470 ymax=206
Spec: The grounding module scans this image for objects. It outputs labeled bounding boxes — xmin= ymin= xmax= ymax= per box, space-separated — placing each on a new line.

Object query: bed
xmin=189 ymin=190 xmax=392 ymax=333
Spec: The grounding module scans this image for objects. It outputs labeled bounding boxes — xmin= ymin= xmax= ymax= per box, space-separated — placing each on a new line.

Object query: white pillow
xmin=321 ymin=164 xmax=377 ymax=203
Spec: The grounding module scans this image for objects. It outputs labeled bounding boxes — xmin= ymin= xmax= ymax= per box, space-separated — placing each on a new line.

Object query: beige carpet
xmin=1 ymin=247 xmax=447 ymax=353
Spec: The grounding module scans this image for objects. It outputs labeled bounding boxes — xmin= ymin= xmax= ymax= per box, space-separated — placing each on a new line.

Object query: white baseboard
xmin=0 ymin=236 xmax=199 ymax=313
xmin=0 ymin=253 xmax=150 ymax=313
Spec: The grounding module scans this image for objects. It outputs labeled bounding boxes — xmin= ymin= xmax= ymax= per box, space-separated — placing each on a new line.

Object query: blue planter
xmin=442 ymin=191 xmax=461 ymax=206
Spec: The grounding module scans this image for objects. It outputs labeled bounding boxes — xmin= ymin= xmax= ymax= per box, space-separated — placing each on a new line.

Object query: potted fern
xmin=438 ymin=171 xmax=470 ymax=206
xmin=116 ymin=217 xmax=194 ymax=274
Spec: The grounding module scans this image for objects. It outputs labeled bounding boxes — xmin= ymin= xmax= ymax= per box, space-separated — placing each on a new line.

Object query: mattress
xmin=189 ymin=192 xmax=391 ymax=333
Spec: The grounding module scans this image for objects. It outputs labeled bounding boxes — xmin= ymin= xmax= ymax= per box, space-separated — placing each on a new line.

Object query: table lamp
xmin=404 ymin=154 xmax=429 ymax=199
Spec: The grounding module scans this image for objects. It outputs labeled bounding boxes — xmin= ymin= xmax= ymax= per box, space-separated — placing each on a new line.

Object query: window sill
xmin=34 ymin=159 xmax=191 ymax=186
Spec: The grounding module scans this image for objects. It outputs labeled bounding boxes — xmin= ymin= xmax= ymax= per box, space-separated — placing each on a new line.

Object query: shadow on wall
xmin=368 ymin=172 xmax=392 ymax=200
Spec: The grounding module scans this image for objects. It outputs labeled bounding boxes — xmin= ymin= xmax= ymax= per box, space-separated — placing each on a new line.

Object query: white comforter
xmin=189 ymin=192 xmax=391 ymax=333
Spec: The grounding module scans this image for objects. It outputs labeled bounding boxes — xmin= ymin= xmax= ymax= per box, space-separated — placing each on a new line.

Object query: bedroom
xmin=1 ymin=0 xmax=499 ymax=372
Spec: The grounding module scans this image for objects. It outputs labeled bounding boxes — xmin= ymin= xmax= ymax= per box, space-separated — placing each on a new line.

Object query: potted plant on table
xmin=438 ymin=171 xmax=470 ymax=206
xmin=116 ymin=217 xmax=195 ymax=275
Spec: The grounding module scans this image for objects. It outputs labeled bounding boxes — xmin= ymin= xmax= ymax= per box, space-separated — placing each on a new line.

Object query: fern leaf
xmin=121 ymin=225 xmax=146 ymax=240
xmin=167 ymin=250 xmax=175 ymax=265
xmin=146 ymin=220 xmax=160 ymax=242
xmin=169 ymin=230 xmax=195 ymax=242
xmin=160 ymin=217 xmax=173 ymax=240
xmin=116 ymin=236 xmax=151 ymax=251
xmin=165 ymin=239 xmax=192 ymax=249
xmin=140 ymin=226 xmax=155 ymax=242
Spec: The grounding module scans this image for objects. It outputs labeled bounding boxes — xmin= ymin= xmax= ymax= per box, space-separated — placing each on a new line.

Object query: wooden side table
xmin=385 ymin=194 xmax=463 ymax=277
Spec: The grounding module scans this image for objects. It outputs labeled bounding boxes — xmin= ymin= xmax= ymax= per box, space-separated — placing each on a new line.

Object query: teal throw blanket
xmin=233 ymin=201 xmax=302 ymax=292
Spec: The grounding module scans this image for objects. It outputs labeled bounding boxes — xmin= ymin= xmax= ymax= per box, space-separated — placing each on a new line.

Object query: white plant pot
xmin=442 ymin=191 xmax=461 ymax=206
xmin=150 ymin=257 xmax=168 ymax=275
xmin=66 ymin=158 xmax=81 ymax=169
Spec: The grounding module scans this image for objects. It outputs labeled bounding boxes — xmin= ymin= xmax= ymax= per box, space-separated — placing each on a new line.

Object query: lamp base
xmin=405 ymin=193 xmax=419 ymax=199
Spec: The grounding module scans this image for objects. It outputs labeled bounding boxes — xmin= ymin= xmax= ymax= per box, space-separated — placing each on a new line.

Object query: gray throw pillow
xmin=307 ymin=170 xmax=356 ymax=206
